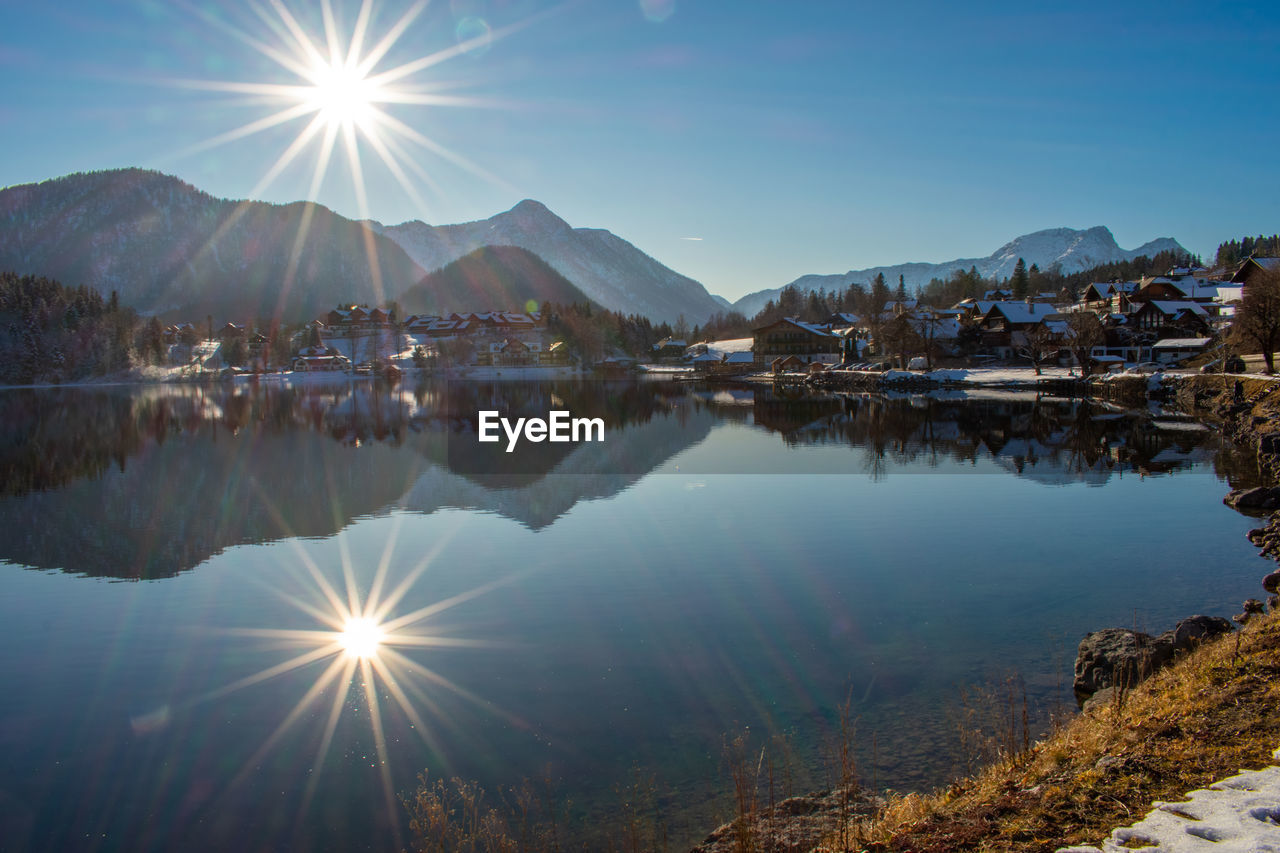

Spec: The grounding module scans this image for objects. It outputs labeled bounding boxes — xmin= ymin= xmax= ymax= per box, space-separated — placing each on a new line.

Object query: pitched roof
xmin=983 ymin=302 xmax=1059 ymax=324
xmin=752 ymin=317 xmax=836 ymax=337
xmin=1146 ymin=301 xmax=1209 ymax=317
xmin=1152 ymin=337 xmax=1211 ymax=349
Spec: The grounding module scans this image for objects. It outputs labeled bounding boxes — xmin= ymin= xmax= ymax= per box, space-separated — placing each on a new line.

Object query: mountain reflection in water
xmin=0 ymin=378 xmax=1271 ymax=853
xmin=0 ymin=380 xmax=1257 ymax=580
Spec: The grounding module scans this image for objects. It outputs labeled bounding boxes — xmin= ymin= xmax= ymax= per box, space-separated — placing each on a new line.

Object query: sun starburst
xmin=169 ymin=0 xmax=519 ymax=218
xmin=160 ymin=517 xmax=525 ymax=851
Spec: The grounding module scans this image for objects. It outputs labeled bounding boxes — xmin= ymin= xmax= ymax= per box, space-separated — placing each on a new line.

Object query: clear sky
xmin=2 ymin=0 xmax=1277 ymax=301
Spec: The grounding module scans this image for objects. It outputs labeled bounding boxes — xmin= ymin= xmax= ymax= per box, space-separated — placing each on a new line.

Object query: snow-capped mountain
xmin=367 ymin=200 xmax=726 ymax=324
xmin=731 ymin=226 xmax=1187 ymax=317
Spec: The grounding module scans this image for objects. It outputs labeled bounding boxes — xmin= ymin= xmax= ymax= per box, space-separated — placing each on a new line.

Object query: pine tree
xmin=1011 ymin=258 xmax=1030 ymax=300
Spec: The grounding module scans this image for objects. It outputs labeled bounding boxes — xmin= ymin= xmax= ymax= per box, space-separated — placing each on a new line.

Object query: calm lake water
xmin=0 ymin=378 xmax=1268 ymax=851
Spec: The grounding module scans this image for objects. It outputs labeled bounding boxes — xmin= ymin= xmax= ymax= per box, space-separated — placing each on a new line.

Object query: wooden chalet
xmin=1131 ymin=301 xmax=1210 ymax=337
xmin=752 ymin=318 xmax=839 ymax=366
xmin=1231 ymin=257 xmax=1280 ymax=287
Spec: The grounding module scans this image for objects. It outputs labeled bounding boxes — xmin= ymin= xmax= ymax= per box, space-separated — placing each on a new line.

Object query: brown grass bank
xmin=824 ymin=607 xmax=1280 ymax=853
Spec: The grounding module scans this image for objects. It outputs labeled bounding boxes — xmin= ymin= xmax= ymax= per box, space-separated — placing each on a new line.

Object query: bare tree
xmin=1232 ymin=264 xmax=1280 ymax=373
xmin=1063 ymin=313 xmax=1105 ymax=377
xmin=1016 ymin=324 xmax=1058 ymax=376
xmin=879 ymin=312 xmax=924 ymax=368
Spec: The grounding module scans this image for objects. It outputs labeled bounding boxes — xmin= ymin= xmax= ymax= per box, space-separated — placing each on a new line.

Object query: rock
xmin=1170 ymin=615 xmax=1234 ymax=646
xmin=1250 ymin=528 xmax=1270 ymax=546
xmin=1075 ymin=617 xmax=1234 ymax=705
xmin=1225 ymin=487 xmax=1280 ymax=511
xmin=1263 ymin=571 xmax=1280 ymax=594
xmin=1074 ymin=629 xmax=1166 ymax=702
xmin=1244 ymin=598 xmax=1265 ymax=614
xmin=1083 ymin=687 xmax=1122 ymax=714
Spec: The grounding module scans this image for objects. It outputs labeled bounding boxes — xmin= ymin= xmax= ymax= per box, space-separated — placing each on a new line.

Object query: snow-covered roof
xmin=956 ymin=300 xmax=1004 ymax=315
xmin=753 ymin=317 xmax=836 ymax=337
xmin=1215 ymin=286 xmax=1244 ymax=303
xmin=1147 ymin=301 xmax=1209 ymax=317
xmin=1152 ymin=337 xmax=1211 ymax=349
xmin=724 ymin=350 xmax=755 ymax=363
xmin=883 ymin=299 xmax=918 ymax=311
xmin=984 ymin=302 xmax=1059 ymax=324
xmin=701 ymin=337 xmax=753 ymax=354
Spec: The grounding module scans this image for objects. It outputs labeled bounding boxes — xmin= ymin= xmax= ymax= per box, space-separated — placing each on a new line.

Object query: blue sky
xmin=1 ymin=0 xmax=1277 ymax=301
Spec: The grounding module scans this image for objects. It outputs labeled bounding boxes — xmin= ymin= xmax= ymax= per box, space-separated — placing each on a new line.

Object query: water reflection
xmin=0 ymin=381 xmax=1254 ymax=580
xmin=0 ymin=380 xmax=1268 ymax=852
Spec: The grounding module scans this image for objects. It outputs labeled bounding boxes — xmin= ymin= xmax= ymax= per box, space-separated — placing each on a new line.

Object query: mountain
xmin=0 ymin=169 xmax=428 ymax=322
xmin=398 ymin=245 xmax=593 ymax=314
xmin=367 ymin=200 xmax=725 ymax=323
xmin=0 ymin=169 xmax=724 ymax=325
xmin=731 ymin=226 xmax=1188 ymax=317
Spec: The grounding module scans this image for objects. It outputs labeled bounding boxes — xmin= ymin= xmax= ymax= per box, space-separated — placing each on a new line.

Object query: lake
xmin=0 ymin=378 xmax=1267 ymax=851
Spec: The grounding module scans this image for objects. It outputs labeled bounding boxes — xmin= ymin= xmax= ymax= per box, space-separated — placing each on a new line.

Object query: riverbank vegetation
xmin=831 ymin=606 xmax=1280 ymax=852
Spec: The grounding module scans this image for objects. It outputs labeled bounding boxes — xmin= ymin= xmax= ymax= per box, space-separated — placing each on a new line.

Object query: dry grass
xmin=822 ymin=607 xmax=1280 ymax=852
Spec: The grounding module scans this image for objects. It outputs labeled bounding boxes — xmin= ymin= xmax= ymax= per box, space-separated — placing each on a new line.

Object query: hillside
xmin=398 ymin=245 xmax=593 ymax=314
xmin=0 ymin=169 xmax=427 ymax=322
xmin=369 ymin=200 xmax=725 ymax=324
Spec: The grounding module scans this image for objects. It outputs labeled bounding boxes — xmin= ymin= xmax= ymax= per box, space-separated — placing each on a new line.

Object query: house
xmin=652 ymin=337 xmax=688 ymax=360
xmin=770 ymin=354 xmax=809 ymax=373
xmin=246 ymin=332 xmax=271 ymax=370
xmin=292 ymin=345 xmax=351 ymax=372
xmin=1230 ymin=257 xmax=1280 ymax=286
xmin=325 ymin=304 xmax=392 ymax=337
xmin=1131 ymin=301 xmax=1210 ymax=338
xmin=752 ymin=318 xmax=840 ymax=366
xmin=403 ymin=314 xmax=441 ymax=334
xmin=978 ymin=302 xmax=1062 ymax=357
xmin=218 ymin=322 xmax=246 ymax=342
xmin=1151 ymin=337 xmax=1211 ymax=364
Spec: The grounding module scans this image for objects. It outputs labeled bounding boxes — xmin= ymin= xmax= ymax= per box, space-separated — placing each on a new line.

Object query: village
xmin=146 ymin=254 xmax=1280 ymax=385
xmin=660 ymin=254 xmax=1280 ymax=380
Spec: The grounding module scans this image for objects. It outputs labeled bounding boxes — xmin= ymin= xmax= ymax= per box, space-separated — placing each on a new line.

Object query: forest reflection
xmin=0 ymin=380 xmax=1252 ymax=580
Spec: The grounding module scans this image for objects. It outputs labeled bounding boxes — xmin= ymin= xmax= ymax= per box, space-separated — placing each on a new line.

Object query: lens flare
xmin=339 ymin=616 xmax=385 ymax=658
xmin=167 ymin=0 xmax=525 ymax=218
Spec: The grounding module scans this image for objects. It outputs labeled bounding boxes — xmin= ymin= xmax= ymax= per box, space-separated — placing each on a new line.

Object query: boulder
xmin=1224 ymin=487 xmax=1280 ymax=511
xmin=1168 ymin=614 xmax=1234 ymax=647
xmin=1263 ymin=571 xmax=1280 ymax=594
xmin=1073 ymin=629 xmax=1166 ymax=702
xmin=1074 ymin=616 xmax=1234 ymax=705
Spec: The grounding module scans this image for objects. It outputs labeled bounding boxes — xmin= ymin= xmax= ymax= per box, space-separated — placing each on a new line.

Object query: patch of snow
xmin=1059 ymin=747 xmax=1280 ymax=853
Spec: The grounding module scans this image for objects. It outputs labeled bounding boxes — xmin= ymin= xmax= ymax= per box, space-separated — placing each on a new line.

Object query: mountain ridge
xmin=366 ymin=200 xmax=726 ymax=324
xmin=731 ymin=225 xmax=1187 ymax=317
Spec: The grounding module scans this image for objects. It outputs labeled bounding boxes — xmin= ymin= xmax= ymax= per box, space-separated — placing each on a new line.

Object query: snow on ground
xmin=883 ymin=367 xmax=1079 ymax=384
xmin=1059 ymin=747 xmax=1280 ymax=852
xmin=699 ymin=337 xmax=753 ymax=357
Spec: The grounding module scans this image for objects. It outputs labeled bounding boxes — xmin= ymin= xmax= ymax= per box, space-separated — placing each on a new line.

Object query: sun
xmin=339 ymin=616 xmax=385 ymax=658
xmin=170 ymin=0 xmax=518 ymax=220
xmin=306 ymin=60 xmax=382 ymax=130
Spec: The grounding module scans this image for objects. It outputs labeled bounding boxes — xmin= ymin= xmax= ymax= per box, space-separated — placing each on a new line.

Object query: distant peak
xmin=497 ymin=198 xmax=570 ymax=232
xmin=511 ymin=198 xmax=551 ymax=214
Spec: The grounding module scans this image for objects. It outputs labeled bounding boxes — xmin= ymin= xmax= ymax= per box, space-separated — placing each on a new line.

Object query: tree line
xmin=0 ymin=271 xmax=137 ymax=384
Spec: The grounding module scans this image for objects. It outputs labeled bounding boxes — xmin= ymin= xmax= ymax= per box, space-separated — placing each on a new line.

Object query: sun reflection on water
xmin=184 ymin=522 xmax=520 ymax=850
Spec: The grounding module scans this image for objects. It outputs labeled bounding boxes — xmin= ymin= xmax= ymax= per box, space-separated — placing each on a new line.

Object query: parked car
xmin=1128 ymin=362 xmax=1165 ymax=375
xmin=1200 ymin=356 xmax=1247 ymax=373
